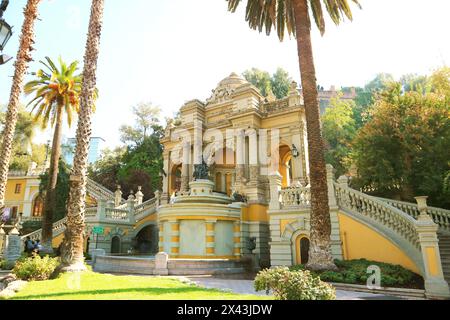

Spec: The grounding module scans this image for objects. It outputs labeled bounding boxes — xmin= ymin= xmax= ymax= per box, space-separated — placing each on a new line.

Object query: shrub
xmin=0 ymin=259 xmax=15 ymax=271
xmin=12 ymin=255 xmax=59 ymax=281
xmin=290 ymin=259 xmax=424 ymax=289
xmin=254 ymin=267 xmax=336 ymax=300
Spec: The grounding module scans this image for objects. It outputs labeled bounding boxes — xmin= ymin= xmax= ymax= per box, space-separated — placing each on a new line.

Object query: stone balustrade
xmin=379 ymin=198 xmax=450 ymax=232
xmin=279 ymin=186 xmax=311 ymax=208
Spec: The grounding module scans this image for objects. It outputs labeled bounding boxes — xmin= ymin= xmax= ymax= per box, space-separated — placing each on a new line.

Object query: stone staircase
xmin=438 ymin=233 xmax=450 ymax=284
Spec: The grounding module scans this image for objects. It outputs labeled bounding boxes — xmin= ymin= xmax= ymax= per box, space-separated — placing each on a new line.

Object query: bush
xmin=254 ymin=267 xmax=336 ymax=300
xmin=0 ymin=259 xmax=15 ymax=271
xmin=290 ymin=259 xmax=424 ymax=289
xmin=12 ymin=255 xmax=59 ymax=281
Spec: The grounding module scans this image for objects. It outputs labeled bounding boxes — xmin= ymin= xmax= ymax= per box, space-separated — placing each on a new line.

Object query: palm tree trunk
xmin=293 ymin=0 xmax=336 ymax=271
xmin=60 ymin=0 xmax=105 ymax=272
xmin=40 ymin=106 xmax=64 ymax=252
xmin=0 ymin=0 xmax=40 ymax=213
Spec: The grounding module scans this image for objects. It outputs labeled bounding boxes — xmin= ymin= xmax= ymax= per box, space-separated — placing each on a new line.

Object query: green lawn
xmin=8 ymin=271 xmax=271 ymax=300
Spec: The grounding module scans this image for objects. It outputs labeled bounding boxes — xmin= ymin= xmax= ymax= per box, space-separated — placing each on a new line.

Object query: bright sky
xmin=0 ymin=0 xmax=449 ymax=149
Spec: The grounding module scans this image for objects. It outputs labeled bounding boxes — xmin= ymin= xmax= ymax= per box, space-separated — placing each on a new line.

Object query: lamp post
xmin=0 ymin=0 xmax=13 ymax=65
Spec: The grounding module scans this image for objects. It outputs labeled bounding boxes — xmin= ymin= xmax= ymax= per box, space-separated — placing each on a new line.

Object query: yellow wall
xmin=338 ymin=213 xmax=420 ymax=274
xmin=242 ymin=204 xmax=268 ymax=222
xmin=52 ymin=233 xmax=65 ymax=248
xmin=5 ymin=179 xmax=27 ymax=202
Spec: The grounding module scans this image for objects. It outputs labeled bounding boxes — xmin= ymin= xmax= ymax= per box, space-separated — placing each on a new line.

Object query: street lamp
xmin=0 ymin=0 xmax=12 ymax=65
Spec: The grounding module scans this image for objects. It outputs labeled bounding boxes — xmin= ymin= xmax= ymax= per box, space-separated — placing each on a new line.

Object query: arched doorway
xmin=279 ymin=145 xmax=293 ymax=188
xmin=213 ymin=148 xmax=235 ymax=196
xmin=135 ymin=225 xmax=158 ymax=255
xmin=111 ymin=236 xmax=121 ymax=255
xmin=295 ymin=235 xmax=310 ymax=265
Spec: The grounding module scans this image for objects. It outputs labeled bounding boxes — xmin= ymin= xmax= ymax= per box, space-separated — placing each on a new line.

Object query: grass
xmin=7 ymin=271 xmax=272 ymax=300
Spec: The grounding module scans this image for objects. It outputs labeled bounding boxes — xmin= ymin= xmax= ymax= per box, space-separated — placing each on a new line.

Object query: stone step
xmin=168 ymin=267 xmax=246 ymax=276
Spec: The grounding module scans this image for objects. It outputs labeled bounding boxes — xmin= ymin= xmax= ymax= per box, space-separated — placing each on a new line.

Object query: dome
xmin=207 ymin=73 xmax=249 ymax=104
xmin=216 ymin=72 xmax=248 ymax=91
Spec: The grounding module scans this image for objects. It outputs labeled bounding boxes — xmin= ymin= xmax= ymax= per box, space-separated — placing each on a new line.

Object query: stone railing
xmin=104 ymin=208 xmax=129 ymax=222
xmin=22 ymin=217 xmax=68 ymax=241
xmin=280 ymin=186 xmax=311 ymax=208
xmin=378 ymin=198 xmax=450 ymax=232
xmin=85 ymin=207 xmax=98 ymax=218
xmin=22 ymin=216 xmax=43 ymax=223
xmin=334 ymin=183 xmax=420 ymax=249
xmin=86 ymin=178 xmax=121 ymax=202
xmin=261 ymin=99 xmax=289 ymax=114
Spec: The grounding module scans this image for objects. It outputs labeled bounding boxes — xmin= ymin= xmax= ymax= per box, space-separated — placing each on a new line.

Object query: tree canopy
xmin=243 ymin=67 xmax=293 ymax=99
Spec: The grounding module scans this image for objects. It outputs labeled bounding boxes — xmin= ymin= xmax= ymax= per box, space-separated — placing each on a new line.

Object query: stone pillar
xmin=114 ymin=185 xmax=123 ymax=207
xmin=193 ymin=120 xmax=203 ymax=166
xmin=326 ymin=164 xmax=337 ymax=207
xmin=206 ymin=220 xmax=216 ymax=256
xmin=221 ymin=173 xmax=226 ymax=193
xmin=4 ymin=228 xmax=21 ymax=263
xmin=127 ymin=193 xmax=136 ymax=224
xmin=233 ymin=221 xmax=242 ymax=258
xmin=158 ymin=222 xmax=164 ymax=253
xmin=235 ymin=129 xmax=246 ymax=185
xmin=135 ymin=186 xmax=144 ymax=205
xmin=154 ymin=252 xmax=169 ymax=276
xmin=154 ymin=190 xmax=161 ymax=206
xmin=248 ymin=130 xmax=259 ymax=184
xmin=268 ymin=172 xmax=282 ymax=210
xmin=414 ymin=196 xmax=450 ymax=299
xmin=291 ymin=131 xmax=305 ymax=185
xmin=169 ymin=220 xmax=180 ymax=257
xmin=162 ymin=156 xmax=170 ymax=203
xmin=181 ymin=142 xmax=190 ymax=192
xmin=97 ymin=199 xmax=107 ymax=221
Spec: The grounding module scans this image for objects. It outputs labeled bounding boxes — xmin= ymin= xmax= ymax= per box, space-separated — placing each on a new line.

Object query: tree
xmin=120 ymin=103 xmax=161 ymax=145
xmin=0 ymin=105 xmax=46 ymax=171
xmin=24 ymin=57 xmax=83 ymax=253
xmin=39 ymin=160 xmax=71 ymax=222
xmin=0 ymin=0 xmax=40 ymax=216
xmin=60 ymin=0 xmax=105 ymax=272
xmin=351 ymin=82 xmax=450 ymax=209
xmin=227 ymin=0 xmax=361 ymax=270
xmin=322 ymin=94 xmax=357 ymax=177
xmin=243 ymin=67 xmax=293 ymax=99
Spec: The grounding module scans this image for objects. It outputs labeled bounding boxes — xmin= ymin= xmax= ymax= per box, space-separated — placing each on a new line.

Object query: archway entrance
xmin=135 ymin=225 xmax=158 ymax=255
xmin=111 ymin=236 xmax=121 ymax=254
xmin=295 ymin=235 xmax=310 ymax=265
xmin=279 ymin=145 xmax=293 ymax=188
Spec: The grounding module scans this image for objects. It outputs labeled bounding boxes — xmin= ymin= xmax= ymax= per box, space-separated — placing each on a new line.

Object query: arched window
xmin=32 ymin=195 xmax=44 ymax=217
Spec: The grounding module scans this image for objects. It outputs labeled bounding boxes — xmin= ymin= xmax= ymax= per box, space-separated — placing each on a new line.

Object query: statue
xmin=193 ymin=157 xmax=209 ymax=181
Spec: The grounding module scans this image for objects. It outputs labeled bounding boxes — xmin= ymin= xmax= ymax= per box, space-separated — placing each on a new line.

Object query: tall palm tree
xmin=24 ymin=57 xmax=83 ymax=252
xmin=227 ymin=0 xmax=360 ymax=270
xmin=0 ymin=0 xmax=41 ymax=216
xmin=60 ymin=0 xmax=105 ymax=272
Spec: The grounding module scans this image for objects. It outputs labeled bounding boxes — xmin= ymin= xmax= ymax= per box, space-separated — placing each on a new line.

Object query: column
xmin=206 ymin=220 xmax=216 ymax=256
xmin=291 ymin=131 xmax=305 ymax=185
xmin=170 ymin=220 xmax=180 ymax=257
xmin=414 ymin=196 xmax=450 ymax=299
xmin=221 ymin=173 xmax=226 ymax=193
xmin=181 ymin=142 xmax=190 ymax=192
xmin=193 ymin=120 xmax=203 ymax=166
xmin=161 ymin=155 xmax=170 ymax=203
xmin=233 ymin=221 xmax=242 ymax=257
xmin=158 ymin=222 xmax=164 ymax=253
xmin=248 ymin=129 xmax=259 ymax=184
xmin=268 ymin=172 xmax=282 ymax=210
xmin=235 ymin=129 xmax=245 ymax=184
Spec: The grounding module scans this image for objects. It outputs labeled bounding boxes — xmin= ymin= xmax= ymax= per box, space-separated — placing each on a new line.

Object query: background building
xmin=63 ymin=136 xmax=105 ymax=166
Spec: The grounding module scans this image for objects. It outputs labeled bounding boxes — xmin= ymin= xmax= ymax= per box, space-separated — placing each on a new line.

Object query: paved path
xmin=183 ymin=276 xmax=408 ymax=300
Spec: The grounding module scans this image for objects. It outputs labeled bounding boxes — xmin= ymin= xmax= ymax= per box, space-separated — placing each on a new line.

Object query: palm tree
xmin=60 ymin=0 xmax=105 ymax=272
xmin=24 ymin=57 xmax=83 ymax=252
xmin=227 ymin=0 xmax=360 ymax=270
xmin=0 ymin=0 xmax=41 ymax=216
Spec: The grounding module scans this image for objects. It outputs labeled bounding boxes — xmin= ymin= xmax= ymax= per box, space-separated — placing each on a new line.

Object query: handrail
xmin=134 ymin=198 xmax=157 ymax=213
xmin=280 ymin=186 xmax=311 ymax=208
xmin=377 ymin=198 xmax=450 ymax=232
xmin=21 ymin=217 xmax=68 ymax=241
xmin=86 ymin=178 xmax=124 ymax=203
xmin=334 ymin=183 xmax=420 ymax=249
